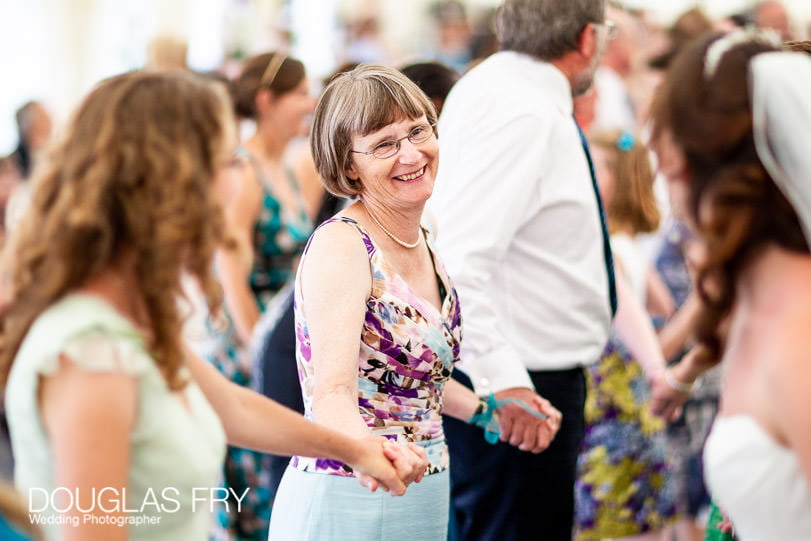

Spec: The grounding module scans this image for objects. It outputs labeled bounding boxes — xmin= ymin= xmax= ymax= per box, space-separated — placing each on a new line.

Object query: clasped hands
xmin=354 ymin=437 xmax=430 ymax=497
xmin=493 ymin=387 xmax=562 ymax=453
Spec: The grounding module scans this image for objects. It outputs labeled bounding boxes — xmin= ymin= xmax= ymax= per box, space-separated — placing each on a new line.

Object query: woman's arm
xmin=649 ymin=344 xmax=714 ymax=420
xmin=298 ymin=221 xmax=376 ymax=439
xmin=186 ymin=349 xmax=410 ymax=494
xmin=657 ymin=293 xmax=701 ymax=361
xmin=645 ymin=266 xmax=676 ymax=319
xmin=40 ymin=357 xmax=136 ymax=541
xmin=442 ymin=379 xmax=562 ymax=453
xmin=614 ymin=267 xmax=667 ymax=382
xmin=441 ymin=379 xmax=480 ymax=423
xmin=216 ymin=165 xmax=262 ymax=346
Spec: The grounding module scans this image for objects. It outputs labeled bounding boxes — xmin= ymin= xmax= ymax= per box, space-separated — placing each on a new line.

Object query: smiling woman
xmin=266 ymin=64 xmax=561 ymax=540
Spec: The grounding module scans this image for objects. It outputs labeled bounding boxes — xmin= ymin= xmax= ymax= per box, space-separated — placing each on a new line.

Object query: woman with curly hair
xmin=1 ymin=70 xmax=424 ymax=541
xmin=649 ymin=29 xmax=811 ymax=539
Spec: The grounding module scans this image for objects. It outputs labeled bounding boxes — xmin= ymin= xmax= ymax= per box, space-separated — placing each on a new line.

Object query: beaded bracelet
xmin=664 ymin=369 xmax=695 ymax=393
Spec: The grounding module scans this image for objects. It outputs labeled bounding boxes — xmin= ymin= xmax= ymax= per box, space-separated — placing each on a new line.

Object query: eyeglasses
xmin=594 ymin=20 xmax=618 ymax=41
xmin=351 ymin=124 xmax=435 ymax=160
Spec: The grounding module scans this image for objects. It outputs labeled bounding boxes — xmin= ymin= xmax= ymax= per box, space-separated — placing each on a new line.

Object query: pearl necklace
xmin=363 ymin=204 xmax=422 ymax=249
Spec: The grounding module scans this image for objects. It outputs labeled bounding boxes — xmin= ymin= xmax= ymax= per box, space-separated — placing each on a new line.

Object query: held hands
xmin=649 ymin=366 xmax=693 ymax=421
xmin=649 ymin=344 xmax=713 ymax=421
xmin=493 ymin=387 xmax=562 ymax=454
xmin=352 ymin=436 xmax=428 ymax=497
xmin=383 ymin=442 xmax=428 ymax=487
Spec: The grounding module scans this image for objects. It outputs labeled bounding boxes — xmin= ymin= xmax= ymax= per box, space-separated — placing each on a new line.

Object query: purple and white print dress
xmin=267 ymin=216 xmax=461 ymax=540
xmin=291 ymin=216 xmax=462 ymax=476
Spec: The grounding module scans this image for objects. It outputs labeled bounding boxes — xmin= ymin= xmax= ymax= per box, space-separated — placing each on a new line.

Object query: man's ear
xmin=577 ymin=22 xmax=598 ymax=59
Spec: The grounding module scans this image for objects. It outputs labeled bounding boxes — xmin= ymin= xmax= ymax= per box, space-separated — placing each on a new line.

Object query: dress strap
xmin=304 ymin=217 xmax=374 ymax=257
xmin=283 ymin=166 xmax=311 ymax=221
xmin=236 ymin=147 xmax=268 ymax=193
xmin=238 ymin=147 xmax=312 ymax=228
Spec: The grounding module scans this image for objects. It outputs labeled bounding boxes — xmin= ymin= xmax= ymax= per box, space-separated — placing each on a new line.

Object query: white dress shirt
xmin=429 ymin=51 xmax=612 ymax=395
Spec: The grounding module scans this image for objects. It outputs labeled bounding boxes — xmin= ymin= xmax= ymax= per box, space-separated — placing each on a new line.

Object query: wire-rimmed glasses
xmin=351 ymin=124 xmax=436 ymax=160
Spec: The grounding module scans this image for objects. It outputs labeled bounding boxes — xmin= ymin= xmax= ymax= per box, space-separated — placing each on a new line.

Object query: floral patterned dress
xmin=574 ymin=234 xmax=678 ymax=540
xmin=291 ymin=216 xmax=463 ymax=476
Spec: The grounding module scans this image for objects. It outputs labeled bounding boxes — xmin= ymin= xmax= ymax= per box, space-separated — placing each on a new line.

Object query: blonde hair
xmin=590 ymin=130 xmax=660 ymax=234
xmin=310 ymin=64 xmax=437 ymax=198
xmin=0 ymin=70 xmax=233 ymax=390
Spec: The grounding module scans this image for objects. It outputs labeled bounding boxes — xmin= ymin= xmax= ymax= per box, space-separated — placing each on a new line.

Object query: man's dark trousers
xmin=445 ymin=366 xmax=586 ymax=541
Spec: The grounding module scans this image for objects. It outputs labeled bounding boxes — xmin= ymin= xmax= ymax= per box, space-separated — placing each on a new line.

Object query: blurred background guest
xmin=200 ymin=51 xmax=320 ymax=541
xmin=145 ymin=34 xmax=189 ymax=71
xmin=4 ymin=102 xmax=52 ymax=234
xmin=575 ymin=129 xmax=677 ymax=541
xmin=400 ymin=61 xmax=458 ymax=116
xmin=754 ymin=0 xmax=794 ymax=40
xmin=9 ymin=101 xmax=51 ymax=180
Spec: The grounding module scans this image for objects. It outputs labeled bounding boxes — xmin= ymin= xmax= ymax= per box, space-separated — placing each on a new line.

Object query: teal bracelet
xmin=467 ymin=393 xmax=549 ymax=445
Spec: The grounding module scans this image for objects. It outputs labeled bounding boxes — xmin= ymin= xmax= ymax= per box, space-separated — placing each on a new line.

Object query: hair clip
xmin=617 ymin=131 xmax=635 ymax=151
xmin=703 ymin=27 xmax=781 ymax=79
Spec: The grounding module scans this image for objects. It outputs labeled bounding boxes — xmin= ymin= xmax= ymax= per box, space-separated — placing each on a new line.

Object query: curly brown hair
xmin=0 ymin=70 xmax=233 ymax=390
xmin=650 ymin=35 xmax=808 ymax=360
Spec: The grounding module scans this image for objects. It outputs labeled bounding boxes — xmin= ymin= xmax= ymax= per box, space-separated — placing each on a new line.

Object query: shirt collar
xmin=496 ymin=51 xmax=574 ymax=116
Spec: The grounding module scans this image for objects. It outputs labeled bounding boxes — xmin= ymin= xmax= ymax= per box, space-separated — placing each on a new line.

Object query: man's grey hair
xmin=497 ymin=0 xmax=605 ymax=61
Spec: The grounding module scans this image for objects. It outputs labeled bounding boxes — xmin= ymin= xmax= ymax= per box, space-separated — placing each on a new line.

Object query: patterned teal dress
xmin=205 ymin=148 xmax=311 ymax=541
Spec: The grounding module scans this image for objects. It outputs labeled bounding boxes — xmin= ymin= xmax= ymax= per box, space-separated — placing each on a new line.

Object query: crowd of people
xmin=0 ymin=0 xmax=809 ymax=540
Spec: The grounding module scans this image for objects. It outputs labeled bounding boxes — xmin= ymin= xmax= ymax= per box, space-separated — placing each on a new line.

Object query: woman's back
xmin=6 ymin=293 xmax=226 ymax=541
xmin=704 ymin=248 xmax=811 ymax=539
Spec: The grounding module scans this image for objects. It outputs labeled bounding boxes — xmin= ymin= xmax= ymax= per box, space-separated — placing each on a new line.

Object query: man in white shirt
xmin=430 ymin=0 xmax=615 ymax=539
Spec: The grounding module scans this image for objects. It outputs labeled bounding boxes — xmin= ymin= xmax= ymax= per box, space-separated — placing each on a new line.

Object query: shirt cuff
xmin=457 ymin=346 xmax=535 ymax=396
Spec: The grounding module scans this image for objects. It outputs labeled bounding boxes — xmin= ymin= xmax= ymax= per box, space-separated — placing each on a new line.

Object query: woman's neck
xmin=79 ymin=252 xmax=149 ymax=328
xmin=247 ymin=121 xmax=289 ymax=161
xmin=360 ymin=199 xmax=424 ymax=247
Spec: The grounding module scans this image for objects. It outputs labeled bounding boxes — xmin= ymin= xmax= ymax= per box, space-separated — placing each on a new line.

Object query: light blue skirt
xmin=267 ymin=466 xmax=450 ymax=540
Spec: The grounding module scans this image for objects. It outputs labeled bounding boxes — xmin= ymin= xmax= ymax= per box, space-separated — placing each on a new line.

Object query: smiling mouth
xmin=394 ymin=166 xmax=426 ymax=182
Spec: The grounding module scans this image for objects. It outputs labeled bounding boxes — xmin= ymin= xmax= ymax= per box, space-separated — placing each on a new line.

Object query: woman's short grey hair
xmin=497 ymin=0 xmax=605 ymax=61
xmin=310 ymin=64 xmax=437 ymax=198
